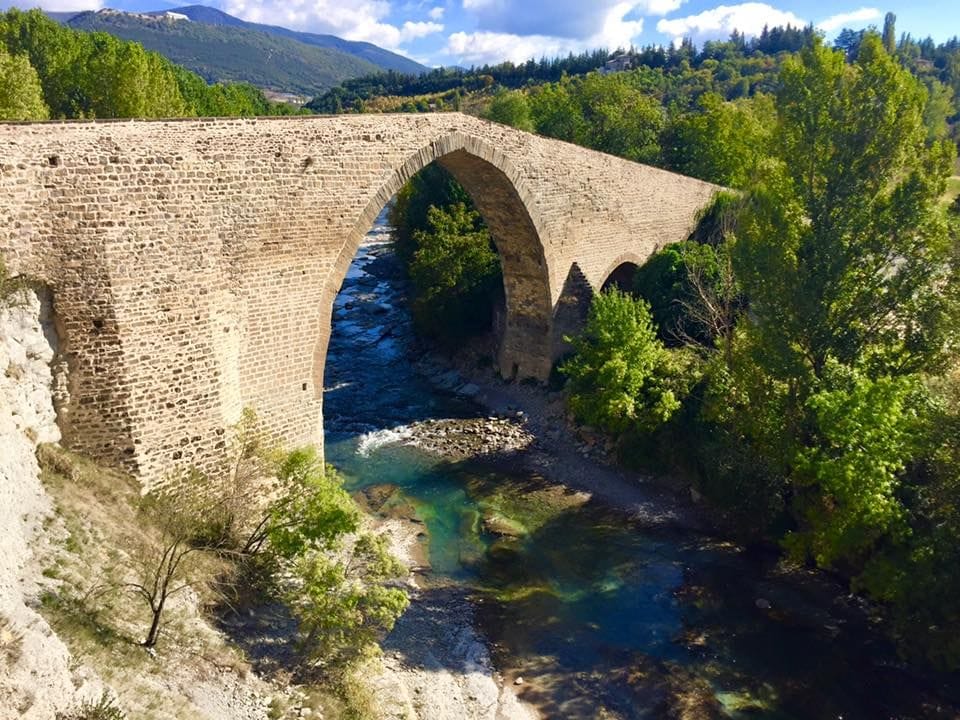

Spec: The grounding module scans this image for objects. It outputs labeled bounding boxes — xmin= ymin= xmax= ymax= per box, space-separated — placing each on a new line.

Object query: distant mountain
xmin=59 ymin=8 xmax=426 ymax=96
xmin=156 ymin=6 xmax=426 ymax=76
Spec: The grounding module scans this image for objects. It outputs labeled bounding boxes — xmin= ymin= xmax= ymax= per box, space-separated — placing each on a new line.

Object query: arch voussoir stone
xmin=0 ymin=113 xmax=719 ymax=485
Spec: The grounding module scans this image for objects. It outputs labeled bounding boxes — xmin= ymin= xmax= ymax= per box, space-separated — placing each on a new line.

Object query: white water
xmin=356 ymin=424 xmax=416 ymax=457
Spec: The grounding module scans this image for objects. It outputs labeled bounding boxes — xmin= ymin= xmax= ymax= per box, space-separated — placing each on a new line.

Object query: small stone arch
xmin=598 ymin=252 xmax=647 ymax=293
xmin=312 ymin=132 xmax=555 ymax=394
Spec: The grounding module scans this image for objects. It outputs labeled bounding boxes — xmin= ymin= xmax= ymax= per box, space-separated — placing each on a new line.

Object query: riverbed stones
xmin=407 ymin=418 xmax=535 ymax=461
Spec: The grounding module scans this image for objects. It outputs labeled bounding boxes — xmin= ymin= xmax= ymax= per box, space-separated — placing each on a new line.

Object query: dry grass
xmin=35 ymin=445 xmax=252 ymax=720
xmin=0 ymin=614 xmax=25 ymax=668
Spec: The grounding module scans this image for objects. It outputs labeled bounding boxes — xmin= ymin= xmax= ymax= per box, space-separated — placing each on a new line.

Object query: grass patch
xmin=34 ymin=444 xmax=246 ymax=719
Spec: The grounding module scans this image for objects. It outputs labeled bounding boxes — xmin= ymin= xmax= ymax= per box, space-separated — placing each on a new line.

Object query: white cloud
xmin=399 ymin=19 xmax=443 ymax=41
xmin=656 ymin=2 xmax=806 ymax=44
xmin=637 ymin=0 xmax=685 ymax=15
xmin=428 ymin=6 xmax=444 ymax=20
xmin=459 ymin=0 xmax=675 ymax=44
xmin=447 ymin=1 xmax=651 ymax=65
xmin=446 ymin=31 xmax=579 ymax=65
xmin=816 ymin=7 xmax=880 ymax=33
xmin=222 ymin=0 xmax=441 ymax=49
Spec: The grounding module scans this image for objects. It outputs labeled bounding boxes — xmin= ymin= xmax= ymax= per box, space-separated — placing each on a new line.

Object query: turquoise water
xmin=323 ymin=220 xmax=959 ymax=719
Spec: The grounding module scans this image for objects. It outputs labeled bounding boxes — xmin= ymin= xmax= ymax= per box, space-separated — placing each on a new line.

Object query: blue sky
xmin=5 ymin=0 xmax=959 ymax=66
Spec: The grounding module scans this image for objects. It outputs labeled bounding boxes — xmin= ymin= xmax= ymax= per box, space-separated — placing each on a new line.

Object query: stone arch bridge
xmin=0 ymin=113 xmax=718 ymax=483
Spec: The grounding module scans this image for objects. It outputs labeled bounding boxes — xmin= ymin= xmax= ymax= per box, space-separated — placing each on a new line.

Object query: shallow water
xmin=323 ymin=213 xmax=959 ymax=719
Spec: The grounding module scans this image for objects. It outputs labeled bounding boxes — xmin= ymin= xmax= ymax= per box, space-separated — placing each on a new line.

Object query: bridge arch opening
xmin=312 ymin=136 xmax=555 ymax=407
xmin=600 ymin=261 xmax=640 ymax=294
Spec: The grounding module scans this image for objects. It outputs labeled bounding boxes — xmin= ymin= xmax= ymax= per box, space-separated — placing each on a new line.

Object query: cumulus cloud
xmin=222 ymin=0 xmax=442 ymax=49
xmin=446 ymin=31 xmax=582 ymax=65
xmin=448 ymin=1 xmax=655 ymax=65
xmin=428 ymin=5 xmax=444 ymax=20
xmin=399 ymin=19 xmax=443 ymax=41
xmin=656 ymin=2 xmax=806 ymax=44
xmin=816 ymin=6 xmax=880 ymax=33
xmin=459 ymin=0 xmax=676 ymax=43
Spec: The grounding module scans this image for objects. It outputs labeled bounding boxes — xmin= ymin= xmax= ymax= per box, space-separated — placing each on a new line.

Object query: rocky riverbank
xmin=410 ymin=353 xmax=704 ymax=534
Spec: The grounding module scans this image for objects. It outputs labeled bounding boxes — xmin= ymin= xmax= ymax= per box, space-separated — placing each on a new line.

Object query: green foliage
xmin=633 ymin=241 xmax=722 ymax=346
xmin=388 ymin=164 xmax=472 ymax=265
xmin=852 ymin=370 xmax=960 ymax=669
xmin=661 ymin=92 xmax=774 ymax=187
xmin=786 ymin=365 xmax=923 ymax=568
xmin=288 ymin=533 xmax=408 ymax=669
xmin=262 ymin=448 xmax=359 ymax=559
xmin=709 ymin=36 xmax=960 ymax=668
xmin=388 ymin=166 xmax=504 ymax=347
xmin=408 ymin=203 xmax=503 ymax=344
xmin=882 ymin=12 xmax=897 ymax=55
xmin=561 ymin=289 xmax=690 ymax=433
xmin=570 ymin=73 xmax=664 ymax=163
xmin=735 ymin=35 xmax=958 ymax=384
xmin=484 ymin=89 xmax=534 ymax=131
xmin=0 ymin=9 xmax=288 ymax=119
xmin=0 ymin=46 xmax=47 ymax=120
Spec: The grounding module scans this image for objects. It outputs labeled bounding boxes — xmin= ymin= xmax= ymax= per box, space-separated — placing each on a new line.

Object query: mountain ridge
xmin=55 ymin=7 xmax=426 ymax=96
xmin=153 ymin=5 xmax=426 ymax=76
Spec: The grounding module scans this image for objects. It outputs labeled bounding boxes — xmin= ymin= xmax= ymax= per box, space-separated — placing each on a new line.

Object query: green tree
xmin=786 ymin=365 xmax=922 ymax=567
xmin=408 ymin=202 xmax=502 ymax=343
xmin=529 ymin=79 xmax=586 ymax=142
xmin=727 ymin=34 xmax=959 ymax=568
xmin=388 ymin=164 xmax=472 ymax=265
xmin=573 ymin=72 xmax=664 ymax=163
xmin=661 ymin=92 xmax=774 ymax=187
xmin=0 ymin=47 xmax=47 ymax=120
xmin=288 ymin=533 xmax=408 ymax=669
xmin=484 ymin=88 xmax=534 ymax=131
xmin=735 ymin=35 xmax=958 ymax=385
xmin=561 ymin=289 xmax=690 ymax=433
xmin=882 ymin=12 xmax=897 ymax=54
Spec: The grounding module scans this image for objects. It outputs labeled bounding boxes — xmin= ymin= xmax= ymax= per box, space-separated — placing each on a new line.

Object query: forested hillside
xmin=63 ymin=9 xmax=383 ymax=95
xmin=148 ymin=5 xmax=427 ymax=76
xmin=0 ymin=8 xmax=300 ymax=120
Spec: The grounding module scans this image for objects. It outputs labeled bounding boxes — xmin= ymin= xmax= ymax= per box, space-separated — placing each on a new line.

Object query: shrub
xmin=561 ymin=289 xmax=692 ymax=434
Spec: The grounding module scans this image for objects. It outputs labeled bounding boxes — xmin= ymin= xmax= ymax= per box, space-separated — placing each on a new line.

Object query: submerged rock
xmin=481 ymin=513 xmax=528 ymax=538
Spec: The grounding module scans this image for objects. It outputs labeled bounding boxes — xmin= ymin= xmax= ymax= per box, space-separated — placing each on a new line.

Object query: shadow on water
xmin=322 ymin=212 xmax=960 ymax=720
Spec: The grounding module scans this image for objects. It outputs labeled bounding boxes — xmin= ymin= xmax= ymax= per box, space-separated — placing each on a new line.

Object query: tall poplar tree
xmin=728 ymin=33 xmax=958 ymax=566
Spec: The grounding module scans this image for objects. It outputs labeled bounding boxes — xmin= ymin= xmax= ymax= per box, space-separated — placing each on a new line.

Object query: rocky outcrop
xmin=0 ymin=287 xmax=101 ymax=719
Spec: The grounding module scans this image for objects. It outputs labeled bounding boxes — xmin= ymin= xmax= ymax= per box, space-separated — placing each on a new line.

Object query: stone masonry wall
xmin=0 ymin=114 xmax=718 ymax=485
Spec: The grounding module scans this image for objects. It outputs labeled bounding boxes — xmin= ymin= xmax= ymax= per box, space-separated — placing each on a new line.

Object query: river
xmin=322 ymin=211 xmax=960 ymax=720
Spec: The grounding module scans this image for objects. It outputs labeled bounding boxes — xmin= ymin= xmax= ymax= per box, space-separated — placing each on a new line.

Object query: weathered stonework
xmin=0 ymin=113 xmax=718 ymax=484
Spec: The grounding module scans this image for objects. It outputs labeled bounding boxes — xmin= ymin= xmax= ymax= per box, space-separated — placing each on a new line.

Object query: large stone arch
xmin=312 ymin=132 xmax=555 ymax=397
